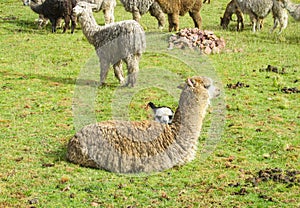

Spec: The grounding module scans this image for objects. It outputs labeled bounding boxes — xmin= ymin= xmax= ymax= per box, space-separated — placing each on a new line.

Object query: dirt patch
xmin=259 ymin=65 xmax=287 ymax=74
xmin=281 ymin=87 xmax=300 ymax=94
xmin=252 ymin=168 xmax=300 ymax=184
xmin=226 ymin=81 xmax=250 ymax=89
xmin=229 ymin=168 xmax=300 ymax=197
xmin=0 ymin=16 xmax=17 ymax=21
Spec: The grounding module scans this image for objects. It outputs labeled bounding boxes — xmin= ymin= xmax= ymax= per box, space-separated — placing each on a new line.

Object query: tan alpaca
xmin=67 ymin=76 xmax=219 ymax=173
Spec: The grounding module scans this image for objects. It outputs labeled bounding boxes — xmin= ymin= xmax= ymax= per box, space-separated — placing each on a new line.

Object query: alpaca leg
xmin=113 ymin=61 xmax=125 ymax=85
xmin=236 ymin=11 xmax=244 ymax=31
xmin=132 ymin=7 xmax=141 ymax=22
xmin=167 ymin=14 xmax=174 ymax=31
xmin=63 ymin=16 xmax=70 ymax=33
xmin=168 ymin=13 xmax=179 ymax=32
xmin=124 ymin=54 xmax=140 ymax=87
xmin=189 ymin=11 xmax=202 ymax=29
xmin=149 ymin=4 xmax=165 ymax=29
xmin=100 ymin=61 xmax=110 ymax=86
xmin=50 ymin=18 xmax=57 ymax=33
xmin=249 ymin=14 xmax=257 ymax=32
xmin=278 ymin=12 xmax=288 ymax=34
xmin=70 ymin=14 xmax=76 ymax=34
xmin=104 ymin=9 xmax=114 ymax=24
xmin=109 ymin=7 xmax=115 ymax=23
xmin=270 ymin=17 xmax=279 ymax=33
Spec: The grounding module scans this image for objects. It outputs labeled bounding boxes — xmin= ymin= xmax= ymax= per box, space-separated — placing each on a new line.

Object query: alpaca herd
xmin=23 ymin=0 xmax=300 ymax=34
xmin=20 ymin=0 xmax=299 ymax=173
xmin=220 ymin=0 xmax=300 ymax=33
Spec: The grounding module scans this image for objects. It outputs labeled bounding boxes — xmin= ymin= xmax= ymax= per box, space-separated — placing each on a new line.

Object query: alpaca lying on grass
xmin=67 ymin=76 xmax=219 ymax=173
xmin=73 ymin=1 xmax=146 ymax=87
xmin=220 ymin=0 xmax=244 ymax=31
xmin=154 ymin=0 xmax=203 ymax=31
xmin=120 ymin=0 xmax=165 ymax=29
xmin=29 ymin=0 xmax=77 ymax=33
xmin=148 ymin=102 xmax=174 ymax=124
xmin=278 ymin=0 xmax=300 ymax=21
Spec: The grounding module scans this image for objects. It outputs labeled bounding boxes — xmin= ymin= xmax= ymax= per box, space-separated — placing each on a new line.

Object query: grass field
xmin=0 ymin=0 xmax=299 ymax=207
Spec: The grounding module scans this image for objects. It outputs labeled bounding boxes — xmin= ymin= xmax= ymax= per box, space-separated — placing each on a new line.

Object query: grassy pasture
xmin=0 ymin=0 xmax=299 ymax=207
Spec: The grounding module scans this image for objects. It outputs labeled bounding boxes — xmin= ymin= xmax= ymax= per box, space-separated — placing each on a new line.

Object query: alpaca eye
xmin=168 ymin=116 xmax=173 ymax=119
xmin=156 ymin=116 xmax=162 ymax=119
xmin=204 ymin=84 xmax=211 ymax=89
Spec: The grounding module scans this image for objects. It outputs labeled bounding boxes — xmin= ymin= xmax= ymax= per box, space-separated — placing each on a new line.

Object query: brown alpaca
xmin=220 ymin=0 xmax=244 ymax=31
xmin=67 ymin=76 xmax=219 ymax=173
xmin=154 ymin=0 xmax=203 ymax=31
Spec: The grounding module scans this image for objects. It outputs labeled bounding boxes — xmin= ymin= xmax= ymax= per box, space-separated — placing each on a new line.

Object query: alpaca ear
xmin=89 ymin=3 xmax=98 ymax=10
xmin=187 ymin=78 xmax=194 ymax=87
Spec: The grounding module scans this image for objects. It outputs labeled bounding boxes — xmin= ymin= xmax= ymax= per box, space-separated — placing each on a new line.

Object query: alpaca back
xmin=94 ymin=20 xmax=146 ymax=64
xmin=236 ymin=0 xmax=273 ymax=18
xmin=120 ymin=0 xmax=155 ymax=15
xmin=30 ymin=0 xmax=75 ymax=19
xmin=156 ymin=0 xmax=201 ymax=15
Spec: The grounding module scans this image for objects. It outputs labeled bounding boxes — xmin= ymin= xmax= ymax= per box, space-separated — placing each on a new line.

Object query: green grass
xmin=0 ymin=0 xmax=300 ymax=207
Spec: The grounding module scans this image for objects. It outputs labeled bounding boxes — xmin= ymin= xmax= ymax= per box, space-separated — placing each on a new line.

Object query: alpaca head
xmin=183 ymin=76 xmax=218 ymax=96
xmin=220 ymin=16 xmax=231 ymax=29
xmin=22 ymin=0 xmax=30 ymax=6
xmin=148 ymin=102 xmax=174 ymax=124
xmin=277 ymin=0 xmax=288 ymax=7
xmin=178 ymin=76 xmax=219 ymax=109
xmin=73 ymin=1 xmax=98 ymax=17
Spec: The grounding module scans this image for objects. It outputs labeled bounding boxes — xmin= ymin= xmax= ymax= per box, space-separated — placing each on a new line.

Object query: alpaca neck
xmin=172 ymin=89 xmax=209 ymax=140
xmin=79 ymin=11 xmax=102 ymax=46
xmin=30 ymin=1 xmax=43 ymax=15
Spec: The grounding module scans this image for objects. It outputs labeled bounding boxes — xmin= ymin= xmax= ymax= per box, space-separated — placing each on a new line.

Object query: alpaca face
xmin=220 ymin=16 xmax=230 ymax=29
xmin=73 ymin=1 xmax=97 ymax=16
xmin=22 ymin=0 xmax=30 ymax=6
xmin=186 ymin=76 xmax=220 ymax=99
xmin=22 ymin=0 xmax=42 ymax=6
xmin=148 ymin=102 xmax=173 ymax=124
xmin=153 ymin=107 xmax=174 ymax=124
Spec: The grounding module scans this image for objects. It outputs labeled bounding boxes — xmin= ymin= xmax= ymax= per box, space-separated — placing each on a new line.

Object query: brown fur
xmin=220 ymin=0 xmax=244 ymax=31
xmin=154 ymin=0 xmax=202 ymax=31
xmin=67 ymin=76 xmax=218 ymax=173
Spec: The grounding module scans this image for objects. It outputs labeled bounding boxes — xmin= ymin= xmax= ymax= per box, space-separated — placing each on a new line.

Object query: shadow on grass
xmin=0 ymin=16 xmax=71 ymax=35
xmin=0 ymin=70 xmax=76 ymax=85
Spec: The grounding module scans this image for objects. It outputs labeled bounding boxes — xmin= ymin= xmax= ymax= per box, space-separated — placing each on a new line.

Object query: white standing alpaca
xmin=73 ymin=1 xmax=146 ymax=86
xmin=67 ymin=76 xmax=219 ymax=173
